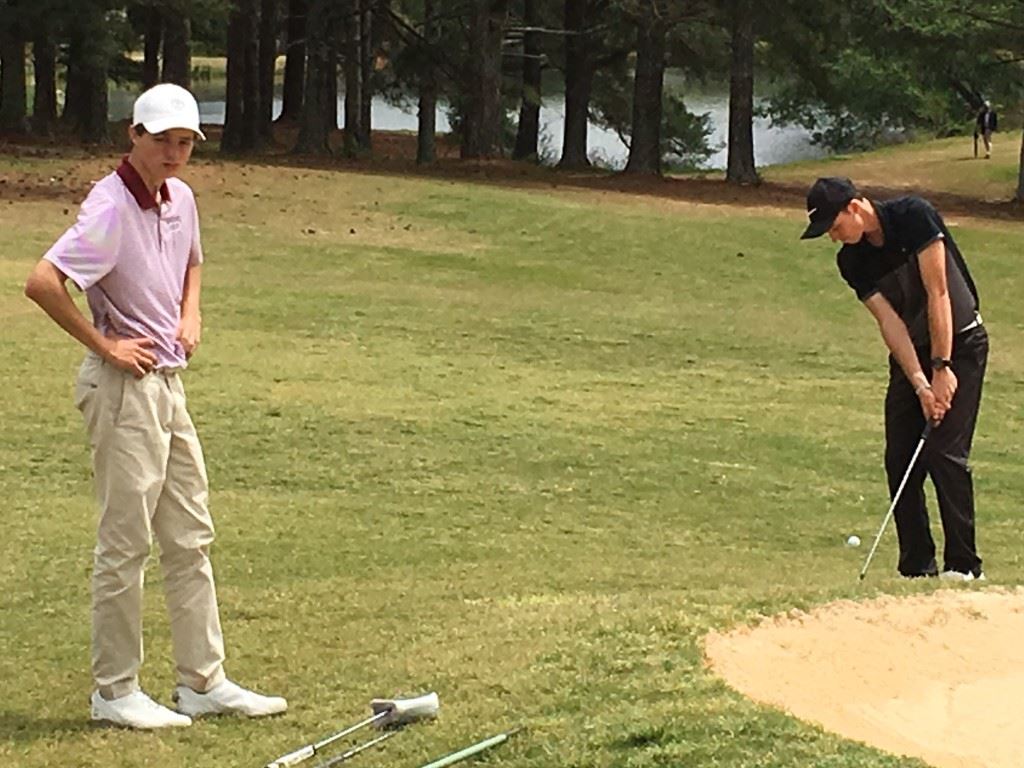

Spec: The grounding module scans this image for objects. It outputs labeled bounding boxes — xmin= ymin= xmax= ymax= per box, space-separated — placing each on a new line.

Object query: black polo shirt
xmin=837 ymin=196 xmax=979 ymax=349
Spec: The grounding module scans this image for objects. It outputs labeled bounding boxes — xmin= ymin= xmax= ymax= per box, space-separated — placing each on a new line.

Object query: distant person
xmin=974 ymin=101 xmax=997 ymax=159
xmin=23 ymin=83 xmax=287 ymax=729
xmin=800 ymin=177 xmax=987 ymax=581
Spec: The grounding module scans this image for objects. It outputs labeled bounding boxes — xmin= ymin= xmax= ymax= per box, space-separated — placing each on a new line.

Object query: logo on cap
xmin=799 ymin=177 xmax=858 ymax=240
xmin=132 ymin=83 xmax=206 ymax=141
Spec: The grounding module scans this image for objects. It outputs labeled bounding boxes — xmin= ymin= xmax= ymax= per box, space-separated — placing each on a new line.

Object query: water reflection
xmin=109 ymin=87 xmax=823 ymax=170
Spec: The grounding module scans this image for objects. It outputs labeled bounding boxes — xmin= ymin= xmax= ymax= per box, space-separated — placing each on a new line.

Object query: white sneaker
xmin=172 ymin=680 xmax=287 ymax=718
xmin=939 ymin=570 xmax=986 ymax=582
xmin=91 ymin=690 xmax=193 ymax=729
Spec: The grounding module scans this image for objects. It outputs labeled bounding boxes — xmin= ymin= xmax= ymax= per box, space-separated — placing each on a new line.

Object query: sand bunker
xmin=704 ymin=588 xmax=1024 ymax=768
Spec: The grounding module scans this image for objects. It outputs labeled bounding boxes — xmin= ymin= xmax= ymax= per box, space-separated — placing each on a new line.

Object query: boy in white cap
xmin=24 ymin=83 xmax=287 ymax=729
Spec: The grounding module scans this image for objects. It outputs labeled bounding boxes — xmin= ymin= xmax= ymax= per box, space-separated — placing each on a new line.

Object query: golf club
xmin=265 ymin=692 xmax=440 ymax=768
xmin=315 ymin=731 xmax=397 ymax=768
xmin=415 ymin=727 xmax=523 ymax=768
xmin=859 ymin=421 xmax=933 ymax=580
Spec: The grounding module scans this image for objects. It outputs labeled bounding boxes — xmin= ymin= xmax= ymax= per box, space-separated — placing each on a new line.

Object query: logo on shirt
xmin=163 ymin=215 xmax=183 ymax=233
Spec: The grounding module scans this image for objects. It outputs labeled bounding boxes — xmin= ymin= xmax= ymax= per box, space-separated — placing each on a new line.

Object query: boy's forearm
xmin=181 ymin=263 xmax=203 ymax=318
xmin=878 ymin=315 xmax=928 ymax=390
xmin=25 ymin=262 xmax=112 ymax=359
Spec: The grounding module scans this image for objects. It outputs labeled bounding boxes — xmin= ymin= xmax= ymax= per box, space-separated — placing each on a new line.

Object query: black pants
xmin=884 ymin=325 xmax=988 ymax=577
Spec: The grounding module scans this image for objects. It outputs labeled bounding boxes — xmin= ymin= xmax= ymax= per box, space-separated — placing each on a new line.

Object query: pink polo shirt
xmin=44 ymin=159 xmax=203 ymax=369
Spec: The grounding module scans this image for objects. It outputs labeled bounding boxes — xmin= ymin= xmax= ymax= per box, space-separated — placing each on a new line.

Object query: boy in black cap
xmin=801 ymin=177 xmax=988 ymax=580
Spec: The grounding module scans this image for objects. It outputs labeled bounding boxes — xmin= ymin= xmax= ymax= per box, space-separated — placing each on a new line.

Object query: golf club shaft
xmin=266 ymin=712 xmax=388 ymax=768
xmin=317 ymin=732 xmax=397 ymax=768
xmin=859 ymin=422 xmax=933 ymax=580
xmin=416 ymin=728 xmax=522 ymax=768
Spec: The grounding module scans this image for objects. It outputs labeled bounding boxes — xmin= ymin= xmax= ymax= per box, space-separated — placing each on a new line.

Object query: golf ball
xmin=847 ymin=535 xmax=861 ymax=547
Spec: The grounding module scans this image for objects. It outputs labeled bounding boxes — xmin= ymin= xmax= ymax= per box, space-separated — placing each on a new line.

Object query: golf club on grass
xmin=415 ymin=727 xmax=523 ymax=768
xmin=265 ymin=692 xmax=440 ymax=768
xmin=314 ymin=731 xmax=397 ymax=768
xmin=859 ymin=421 xmax=933 ymax=580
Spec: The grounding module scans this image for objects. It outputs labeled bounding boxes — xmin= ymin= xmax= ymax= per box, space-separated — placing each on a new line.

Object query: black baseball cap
xmin=800 ymin=177 xmax=859 ymax=239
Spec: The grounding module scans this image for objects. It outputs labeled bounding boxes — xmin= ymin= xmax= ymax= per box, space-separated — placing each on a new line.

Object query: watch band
xmin=931 ymin=357 xmax=953 ymax=370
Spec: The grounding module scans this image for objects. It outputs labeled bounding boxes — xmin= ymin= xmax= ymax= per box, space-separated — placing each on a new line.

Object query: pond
xmin=108 ymin=86 xmax=824 ymax=171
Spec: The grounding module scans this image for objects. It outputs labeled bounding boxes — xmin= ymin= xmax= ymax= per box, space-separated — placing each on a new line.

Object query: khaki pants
xmin=75 ymin=353 xmax=225 ymax=700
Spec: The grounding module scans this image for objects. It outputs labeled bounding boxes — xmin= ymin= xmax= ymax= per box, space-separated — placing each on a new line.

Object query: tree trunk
xmin=462 ymin=0 xmax=509 ymax=159
xmin=259 ymin=0 xmax=278 ymax=136
xmin=324 ymin=33 xmax=338 ymax=133
xmin=62 ymin=17 xmax=110 ymax=144
xmin=726 ymin=0 xmax=757 ymax=184
xmin=342 ymin=0 xmax=360 ymax=155
xmin=279 ymin=0 xmax=306 ymax=121
xmin=293 ymin=0 xmax=332 ymax=154
xmin=62 ymin=53 xmax=83 ymax=129
xmin=0 ymin=22 xmax=27 ymax=133
xmin=82 ymin=67 xmax=110 ymax=143
xmin=162 ymin=14 xmax=192 ymax=87
xmin=623 ymin=12 xmax=666 ymax=176
xmin=513 ymin=0 xmax=541 ymax=161
xmin=1016 ymin=127 xmax=1024 ymax=202
xmin=416 ymin=0 xmax=437 ymax=164
xmin=221 ymin=0 xmax=261 ymax=150
xmin=31 ymin=27 xmax=57 ymax=134
xmin=358 ymin=0 xmax=373 ymax=150
xmin=242 ymin=0 xmax=261 ymax=148
xmin=222 ymin=1 xmax=248 ymax=152
xmin=559 ymin=0 xmax=592 ymax=168
xmin=76 ymin=67 xmax=110 ymax=143
xmin=143 ymin=6 xmax=163 ymax=89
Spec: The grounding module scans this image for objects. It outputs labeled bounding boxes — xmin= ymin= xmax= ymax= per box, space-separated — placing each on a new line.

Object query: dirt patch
xmin=3 ymin=125 xmax=1023 ymax=224
xmin=704 ymin=588 xmax=1024 ymax=768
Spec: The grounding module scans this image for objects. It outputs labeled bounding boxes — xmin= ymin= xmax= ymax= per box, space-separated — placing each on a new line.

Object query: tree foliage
xmin=0 ymin=0 xmax=1022 ymax=188
xmin=760 ymin=0 xmax=1024 ymax=151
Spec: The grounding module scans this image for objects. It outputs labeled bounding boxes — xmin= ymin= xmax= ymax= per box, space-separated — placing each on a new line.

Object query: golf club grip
xmin=417 ymin=733 xmax=509 ymax=768
xmin=266 ymin=745 xmax=315 ymax=768
xmin=371 ymin=692 xmax=440 ymax=726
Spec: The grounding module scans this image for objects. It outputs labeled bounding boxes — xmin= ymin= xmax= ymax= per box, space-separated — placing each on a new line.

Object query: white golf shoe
xmin=939 ymin=570 xmax=986 ymax=582
xmin=91 ymin=690 xmax=193 ymax=729
xmin=172 ymin=679 xmax=287 ymax=718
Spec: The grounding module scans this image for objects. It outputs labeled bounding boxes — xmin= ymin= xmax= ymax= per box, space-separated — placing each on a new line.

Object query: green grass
xmin=764 ymin=134 xmax=1022 ymax=202
xmin=2 ymin=143 xmax=1022 ymax=767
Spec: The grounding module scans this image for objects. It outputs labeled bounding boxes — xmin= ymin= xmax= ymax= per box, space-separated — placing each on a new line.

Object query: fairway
xmin=2 ymin=146 xmax=1023 ymax=768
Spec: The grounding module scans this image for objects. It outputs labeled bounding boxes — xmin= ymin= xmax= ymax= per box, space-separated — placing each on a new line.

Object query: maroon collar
xmin=116 ymin=157 xmax=171 ymax=210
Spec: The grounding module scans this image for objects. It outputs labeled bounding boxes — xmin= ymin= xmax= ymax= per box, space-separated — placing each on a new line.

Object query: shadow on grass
xmin=612 ymin=724 xmax=673 ymax=750
xmin=0 ymin=710 xmax=94 ymax=742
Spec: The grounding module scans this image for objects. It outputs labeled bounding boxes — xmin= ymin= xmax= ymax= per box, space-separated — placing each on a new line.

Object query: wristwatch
xmin=931 ymin=357 xmax=953 ymax=370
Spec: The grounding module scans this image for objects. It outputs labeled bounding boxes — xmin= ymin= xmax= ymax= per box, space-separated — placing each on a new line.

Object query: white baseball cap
xmin=132 ymin=83 xmax=206 ymax=140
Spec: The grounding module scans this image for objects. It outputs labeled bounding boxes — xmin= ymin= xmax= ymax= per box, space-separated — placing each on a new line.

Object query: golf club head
xmin=370 ymin=692 xmax=439 ymax=728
